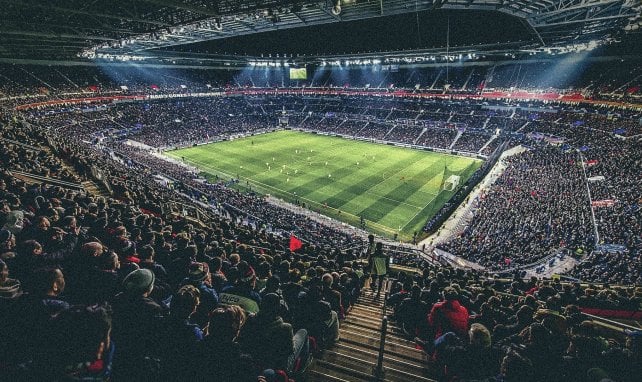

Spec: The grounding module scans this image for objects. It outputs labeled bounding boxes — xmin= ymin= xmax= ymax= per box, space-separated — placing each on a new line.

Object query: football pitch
xmin=166 ymin=130 xmax=482 ymax=240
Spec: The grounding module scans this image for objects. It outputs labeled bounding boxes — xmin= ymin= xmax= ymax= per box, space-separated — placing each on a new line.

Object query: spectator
xmin=429 ymin=286 xmax=470 ymax=339
xmin=201 ymin=305 xmax=257 ymax=382
xmin=111 ymin=268 xmax=165 ymax=379
xmin=159 ymin=284 xmax=203 ymax=380
xmin=369 ymin=242 xmax=389 ymax=298
xmin=238 ymin=293 xmax=310 ymax=374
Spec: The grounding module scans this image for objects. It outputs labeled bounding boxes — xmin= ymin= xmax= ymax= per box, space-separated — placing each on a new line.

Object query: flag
xmin=150 ymin=84 xmax=160 ymax=90
xmin=587 ymin=176 xmax=605 ymax=182
xmin=180 ymin=84 xmax=187 ymax=89
xmin=585 ymin=159 xmax=599 ymax=167
xmin=579 ymin=145 xmax=590 ymax=152
xmin=289 ymin=235 xmax=303 ymax=252
xmin=613 ymin=128 xmax=626 ymax=135
xmin=88 ymin=85 xmax=99 ymax=92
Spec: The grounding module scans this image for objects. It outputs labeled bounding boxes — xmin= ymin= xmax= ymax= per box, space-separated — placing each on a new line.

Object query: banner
xmin=595 ymin=244 xmax=628 ymax=253
xmin=544 ymin=136 xmax=565 ymax=144
xmin=592 ymin=199 xmax=617 ymax=207
xmin=587 ymin=175 xmax=605 ymax=182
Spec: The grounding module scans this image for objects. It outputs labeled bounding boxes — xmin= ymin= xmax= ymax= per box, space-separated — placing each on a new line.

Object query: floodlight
xmin=214 ymin=18 xmax=223 ymax=31
xmin=331 ymin=1 xmax=342 ymax=15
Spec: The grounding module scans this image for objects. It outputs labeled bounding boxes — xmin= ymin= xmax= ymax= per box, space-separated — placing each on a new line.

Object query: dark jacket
xmin=238 ymin=313 xmax=293 ymax=370
xmin=111 ymin=293 xmax=166 ymax=379
xmin=200 ymin=339 xmax=257 ymax=382
xmin=158 ymin=318 xmax=203 ymax=381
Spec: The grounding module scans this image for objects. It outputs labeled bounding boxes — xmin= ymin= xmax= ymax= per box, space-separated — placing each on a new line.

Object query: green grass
xmin=166 ymin=130 xmax=482 ymax=241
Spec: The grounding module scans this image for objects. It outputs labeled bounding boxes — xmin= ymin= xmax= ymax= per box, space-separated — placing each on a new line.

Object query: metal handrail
xmin=582 ymin=312 xmax=642 ymax=332
xmin=374 ymin=278 xmax=390 ymax=380
xmin=382 ymin=288 xmax=389 ymax=316
xmin=373 ymin=315 xmax=388 ymax=381
xmin=8 ymin=170 xmax=84 ymax=190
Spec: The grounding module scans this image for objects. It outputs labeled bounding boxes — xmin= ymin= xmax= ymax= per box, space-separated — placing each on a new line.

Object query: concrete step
xmin=341 ymin=321 xmax=417 ymax=348
xmin=81 ymin=180 xmax=110 ymax=197
xmin=333 ymin=341 xmax=428 ymax=371
xmin=307 ymin=288 xmax=435 ymax=382
xmin=305 ymin=368 xmax=354 ymax=382
xmin=321 ymin=349 xmax=434 ymax=382
xmin=340 ymin=327 xmax=426 ymax=361
xmin=343 ymin=316 xmax=409 ymax=338
xmin=81 ymin=181 xmax=100 ymax=194
xmin=352 ymin=302 xmax=383 ymax=316
xmin=312 ymin=359 xmax=375 ymax=382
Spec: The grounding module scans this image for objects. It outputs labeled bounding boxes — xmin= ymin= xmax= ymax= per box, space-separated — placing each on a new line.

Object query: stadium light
xmin=331 ymin=0 xmax=342 ymax=15
xmin=214 ymin=18 xmax=223 ymax=31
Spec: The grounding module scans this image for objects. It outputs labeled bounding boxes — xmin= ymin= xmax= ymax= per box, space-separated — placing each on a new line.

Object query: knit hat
xmin=122 ymin=269 xmax=155 ymax=295
xmin=188 ymin=262 xmax=208 ymax=282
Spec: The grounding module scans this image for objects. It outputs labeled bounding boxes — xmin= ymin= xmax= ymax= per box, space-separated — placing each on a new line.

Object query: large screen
xmin=289 ymin=67 xmax=307 ymax=80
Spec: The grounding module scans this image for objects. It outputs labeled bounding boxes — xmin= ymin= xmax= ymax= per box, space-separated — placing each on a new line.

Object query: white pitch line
xmin=400 ymin=193 xmax=439 ymax=231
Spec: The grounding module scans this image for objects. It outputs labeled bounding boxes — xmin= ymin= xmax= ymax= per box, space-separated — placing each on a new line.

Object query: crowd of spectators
xmin=0 ymin=68 xmax=641 ymax=382
xmin=438 ymin=145 xmax=595 ymax=270
xmin=0 ymin=116 xmax=374 ymax=381
xmin=11 ymin=91 xmax=642 ymax=287
xmin=452 ymin=130 xmax=495 ymax=152
xmin=8 ymin=87 xmax=639 ymax=279
xmin=386 ymin=267 xmax=642 ymax=382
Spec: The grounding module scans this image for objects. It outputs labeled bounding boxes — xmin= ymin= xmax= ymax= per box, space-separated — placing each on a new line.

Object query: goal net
xmin=443 ymin=175 xmax=461 ymax=191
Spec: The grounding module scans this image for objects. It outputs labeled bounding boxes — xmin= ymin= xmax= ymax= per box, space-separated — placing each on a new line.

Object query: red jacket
xmin=429 ymin=300 xmax=469 ymax=339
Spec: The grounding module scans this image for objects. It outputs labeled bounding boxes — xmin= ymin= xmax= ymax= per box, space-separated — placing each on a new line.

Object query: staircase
xmin=448 ymin=129 xmax=464 ymax=150
xmin=81 ymin=180 xmax=110 ymax=197
xmin=307 ymin=286 xmax=435 ymax=382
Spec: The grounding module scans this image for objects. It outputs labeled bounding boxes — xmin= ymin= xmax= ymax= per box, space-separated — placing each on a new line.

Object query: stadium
xmin=0 ymin=0 xmax=641 ymax=381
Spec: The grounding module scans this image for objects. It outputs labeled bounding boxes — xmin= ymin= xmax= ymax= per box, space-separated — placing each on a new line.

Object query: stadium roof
xmin=0 ymin=0 xmax=640 ymax=61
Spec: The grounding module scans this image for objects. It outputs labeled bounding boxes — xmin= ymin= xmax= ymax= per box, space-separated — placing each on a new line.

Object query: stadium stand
xmin=0 ymin=1 xmax=641 ymax=376
xmin=1 ymin=73 xmax=641 ymax=380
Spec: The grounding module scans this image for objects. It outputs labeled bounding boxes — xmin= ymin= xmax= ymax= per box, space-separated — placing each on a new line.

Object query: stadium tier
xmin=1 ymin=2 xmax=642 ymax=382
